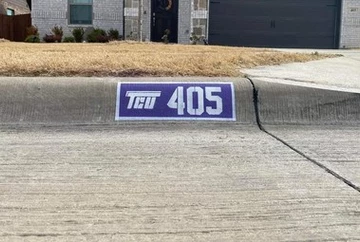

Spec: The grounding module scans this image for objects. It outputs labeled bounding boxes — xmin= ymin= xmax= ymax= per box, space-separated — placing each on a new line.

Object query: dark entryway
xmin=151 ymin=0 xmax=178 ymax=43
xmin=209 ymin=0 xmax=341 ymax=48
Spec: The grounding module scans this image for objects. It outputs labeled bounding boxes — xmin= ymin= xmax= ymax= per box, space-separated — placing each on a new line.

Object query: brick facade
xmin=32 ymin=0 xmax=123 ymax=40
xmin=31 ymin=0 xmax=360 ymax=48
xmin=31 ymin=0 xmax=196 ymax=44
xmin=93 ymin=0 xmax=123 ymax=33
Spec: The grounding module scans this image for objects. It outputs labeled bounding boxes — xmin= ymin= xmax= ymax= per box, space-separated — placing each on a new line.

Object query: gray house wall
xmin=0 ymin=0 xmax=30 ymax=15
xmin=32 ymin=1 xmax=67 ymax=37
xmin=32 ymin=0 xmax=195 ymax=44
xmin=340 ymin=0 xmax=360 ymax=48
xmin=32 ymin=0 xmax=123 ymax=40
xmin=93 ymin=0 xmax=123 ymax=33
xmin=31 ymin=0 xmax=360 ymax=48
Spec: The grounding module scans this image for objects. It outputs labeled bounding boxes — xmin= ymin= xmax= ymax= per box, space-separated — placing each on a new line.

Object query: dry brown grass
xmin=0 ymin=41 xmax=331 ymax=77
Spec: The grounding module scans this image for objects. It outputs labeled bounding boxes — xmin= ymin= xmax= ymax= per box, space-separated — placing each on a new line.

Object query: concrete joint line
xmin=246 ymin=76 xmax=360 ymax=193
xmin=348 ymin=57 xmax=360 ymax=63
xmin=247 ymin=75 xmax=312 ymax=84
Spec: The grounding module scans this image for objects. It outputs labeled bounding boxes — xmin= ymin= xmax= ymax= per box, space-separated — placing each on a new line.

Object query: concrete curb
xmin=251 ymin=78 xmax=360 ymax=126
xmin=0 ymin=77 xmax=255 ymax=125
xmin=1 ymin=77 xmax=359 ymax=126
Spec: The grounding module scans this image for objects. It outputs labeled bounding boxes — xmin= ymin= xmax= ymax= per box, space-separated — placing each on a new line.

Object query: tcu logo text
xmin=126 ymin=91 xmax=162 ymax=109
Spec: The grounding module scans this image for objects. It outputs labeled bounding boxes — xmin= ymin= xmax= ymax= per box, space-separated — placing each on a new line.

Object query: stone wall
xmin=340 ymin=0 xmax=360 ymax=48
xmin=123 ymin=0 xmax=193 ymax=44
xmin=178 ymin=0 xmax=191 ymax=44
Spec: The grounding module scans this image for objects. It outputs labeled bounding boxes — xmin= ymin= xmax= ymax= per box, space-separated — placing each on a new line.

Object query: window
xmin=7 ymin=8 xmax=15 ymax=16
xmin=69 ymin=0 xmax=93 ymax=25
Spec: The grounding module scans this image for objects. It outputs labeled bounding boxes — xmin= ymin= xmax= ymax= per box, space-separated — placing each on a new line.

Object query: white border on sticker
xmin=115 ymin=82 xmax=121 ymax=120
xmin=115 ymin=82 xmax=236 ymax=121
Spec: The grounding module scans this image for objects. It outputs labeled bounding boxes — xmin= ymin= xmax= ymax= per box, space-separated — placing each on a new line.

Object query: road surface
xmin=0 ymin=77 xmax=359 ymax=241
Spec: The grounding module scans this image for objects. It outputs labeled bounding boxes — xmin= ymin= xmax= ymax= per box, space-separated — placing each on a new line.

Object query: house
xmin=31 ymin=0 xmax=360 ymax=48
xmin=0 ymin=0 xmax=30 ymax=15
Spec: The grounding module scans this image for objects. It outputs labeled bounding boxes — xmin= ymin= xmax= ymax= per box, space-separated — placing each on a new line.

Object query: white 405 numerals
xmin=167 ymin=86 xmax=223 ymax=116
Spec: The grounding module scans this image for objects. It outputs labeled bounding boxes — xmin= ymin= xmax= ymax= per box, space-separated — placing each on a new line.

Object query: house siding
xmin=0 ymin=0 xmax=30 ymax=15
xmin=340 ymin=0 xmax=360 ymax=48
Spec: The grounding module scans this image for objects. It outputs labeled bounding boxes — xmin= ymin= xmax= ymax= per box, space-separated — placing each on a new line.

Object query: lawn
xmin=0 ymin=41 xmax=330 ymax=77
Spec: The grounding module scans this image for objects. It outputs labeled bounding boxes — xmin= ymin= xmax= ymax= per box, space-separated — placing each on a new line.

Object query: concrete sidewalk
xmin=243 ymin=49 xmax=360 ymax=93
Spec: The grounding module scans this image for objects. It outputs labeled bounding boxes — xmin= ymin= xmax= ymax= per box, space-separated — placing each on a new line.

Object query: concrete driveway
xmin=243 ymin=49 xmax=360 ymax=92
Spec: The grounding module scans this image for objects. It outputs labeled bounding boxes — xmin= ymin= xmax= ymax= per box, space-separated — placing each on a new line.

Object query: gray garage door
xmin=209 ymin=0 xmax=340 ymax=48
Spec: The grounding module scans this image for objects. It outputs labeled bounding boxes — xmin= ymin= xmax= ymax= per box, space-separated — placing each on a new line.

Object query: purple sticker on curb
xmin=115 ymin=82 xmax=236 ymax=121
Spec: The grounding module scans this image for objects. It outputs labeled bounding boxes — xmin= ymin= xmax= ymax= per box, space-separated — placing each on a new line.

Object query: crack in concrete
xmin=246 ymin=76 xmax=360 ymax=193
